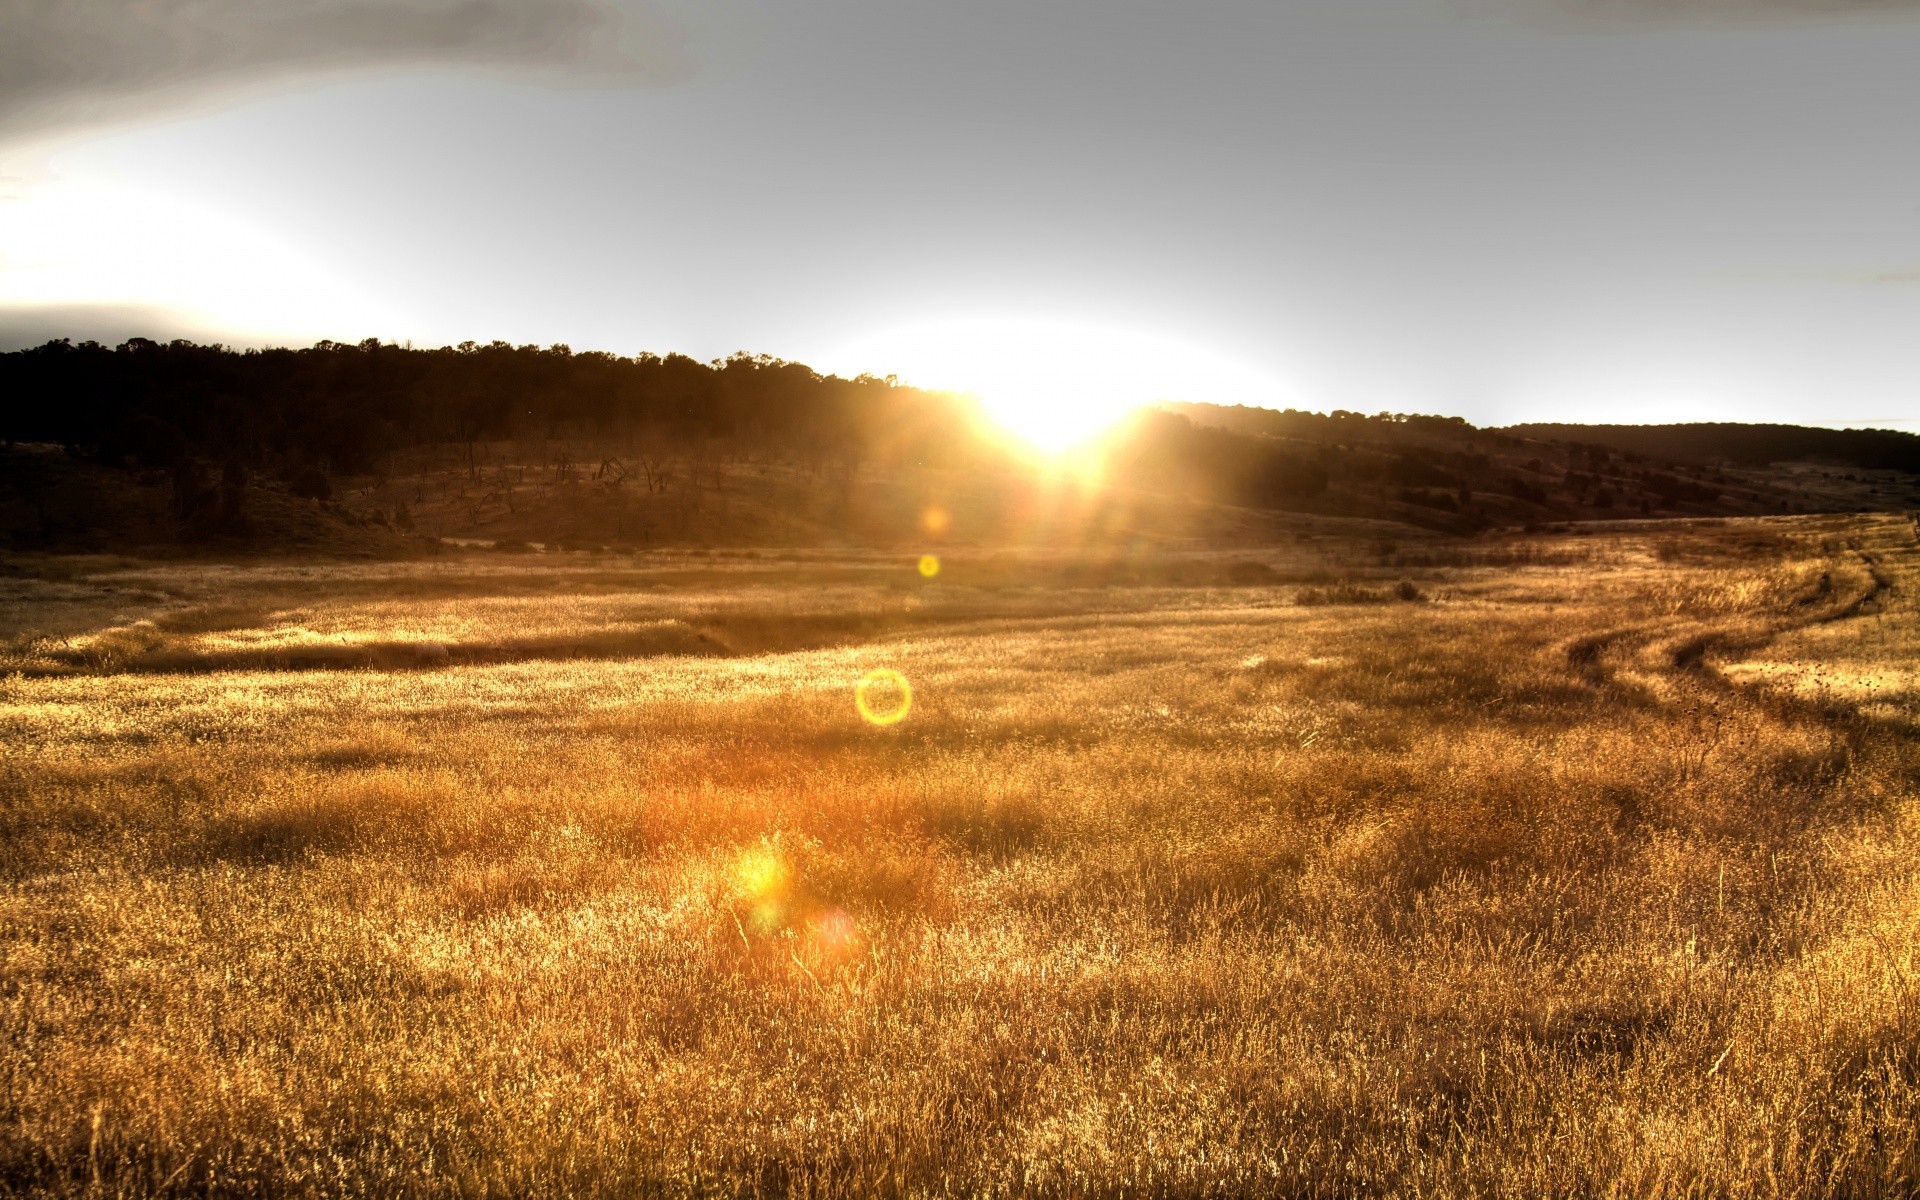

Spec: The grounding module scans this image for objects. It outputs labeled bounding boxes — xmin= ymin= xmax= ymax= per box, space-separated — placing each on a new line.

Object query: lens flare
xmin=811 ymin=908 xmax=867 ymax=963
xmin=918 ymin=555 xmax=940 ymax=578
xmin=733 ymin=849 xmax=788 ymax=899
xmin=731 ymin=846 xmax=792 ymax=933
xmin=921 ymin=506 xmax=950 ymax=535
xmin=855 ymin=668 xmax=913 ymax=726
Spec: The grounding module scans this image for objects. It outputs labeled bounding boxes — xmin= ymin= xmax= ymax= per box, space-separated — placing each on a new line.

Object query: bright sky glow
xmin=0 ymin=166 xmax=401 ymax=342
xmin=830 ymin=317 xmax=1287 ymax=450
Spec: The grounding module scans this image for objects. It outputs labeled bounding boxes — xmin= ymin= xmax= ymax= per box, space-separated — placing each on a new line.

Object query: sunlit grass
xmin=0 ymin=515 xmax=1915 ymax=1196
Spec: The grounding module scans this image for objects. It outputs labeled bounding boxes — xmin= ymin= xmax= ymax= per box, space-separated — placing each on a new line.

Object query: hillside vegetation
xmin=1508 ymin=421 xmax=1920 ymax=473
xmin=5 ymin=339 xmax=1918 ymax=555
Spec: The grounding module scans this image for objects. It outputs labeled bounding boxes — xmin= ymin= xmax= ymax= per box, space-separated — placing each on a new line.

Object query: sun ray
xmin=831 ymin=316 xmax=1286 ymax=452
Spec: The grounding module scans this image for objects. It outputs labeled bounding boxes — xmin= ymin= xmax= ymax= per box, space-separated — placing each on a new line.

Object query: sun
xmin=831 ymin=316 xmax=1285 ymax=452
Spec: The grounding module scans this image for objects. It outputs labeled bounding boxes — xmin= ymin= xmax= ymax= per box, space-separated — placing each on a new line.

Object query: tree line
xmin=1506 ymin=422 xmax=1920 ymax=474
xmin=0 ymin=338 xmax=1334 ymax=513
xmin=0 ymin=337 xmax=987 ymax=478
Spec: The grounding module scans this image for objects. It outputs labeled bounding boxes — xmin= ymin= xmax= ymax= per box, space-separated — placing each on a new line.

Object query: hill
xmin=1503 ymin=422 xmax=1920 ymax=473
xmin=5 ymin=339 xmax=1917 ymax=555
xmin=1164 ymin=402 xmax=1920 ymax=530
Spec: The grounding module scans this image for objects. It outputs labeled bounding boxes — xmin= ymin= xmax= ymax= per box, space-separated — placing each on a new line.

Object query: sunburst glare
xmin=832 ymin=316 xmax=1286 ymax=451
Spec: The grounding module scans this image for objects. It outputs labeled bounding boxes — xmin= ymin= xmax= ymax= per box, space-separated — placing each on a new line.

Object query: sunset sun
xmin=835 ymin=317 xmax=1286 ymax=451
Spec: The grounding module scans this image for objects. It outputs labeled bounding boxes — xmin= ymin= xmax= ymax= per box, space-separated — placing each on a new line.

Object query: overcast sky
xmin=3 ymin=0 xmax=1919 ymax=427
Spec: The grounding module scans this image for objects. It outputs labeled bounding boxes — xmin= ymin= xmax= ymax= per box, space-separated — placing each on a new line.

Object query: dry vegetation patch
xmin=1 ymin=515 xmax=1916 ymax=1197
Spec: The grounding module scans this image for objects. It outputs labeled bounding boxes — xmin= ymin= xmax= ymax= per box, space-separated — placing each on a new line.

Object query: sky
xmin=3 ymin=0 xmax=1920 ymax=435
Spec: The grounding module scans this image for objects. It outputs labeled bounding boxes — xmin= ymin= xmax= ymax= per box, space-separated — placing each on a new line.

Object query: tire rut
xmin=1561 ymin=541 xmax=1895 ymax=700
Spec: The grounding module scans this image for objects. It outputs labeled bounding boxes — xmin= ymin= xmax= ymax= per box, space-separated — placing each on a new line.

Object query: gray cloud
xmin=1460 ymin=0 xmax=1920 ymax=28
xmin=0 ymin=0 xmax=654 ymax=140
xmin=0 ymin=303 xmax=213 ymax=351
xmin=1782 ymin=267 xmax=1920 ymax=284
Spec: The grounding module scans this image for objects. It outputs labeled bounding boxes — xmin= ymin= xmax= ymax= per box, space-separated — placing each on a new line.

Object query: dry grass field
xmin=2 ymin=513 xmax=1917 ymax=1197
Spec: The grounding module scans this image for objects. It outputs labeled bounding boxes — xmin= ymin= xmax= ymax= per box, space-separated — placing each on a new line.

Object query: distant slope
xmin=1164 ymin=402 xmax=1920 ymax=526
xmin=1 ymin=440 xmax=1429 ymax=556
xmin=8 ymin=335 xmax=1916 ymax=555
xmin=0 ymin=446 xmax=423 ymax=556
xmin=354 ymin=449 xmax=1427 ymax=552
xmin=1502 ymin=422 xmax=1920 ymax=474
xmin=1158 ymin=402 xmax=1477 ymax=448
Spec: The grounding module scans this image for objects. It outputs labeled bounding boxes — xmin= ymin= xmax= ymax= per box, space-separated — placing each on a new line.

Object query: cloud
xmin=0 ymin=0 xmax=658 ymax=141
xmin=1458 ymin=0 xmax=1920 ymax=29
xmin=0 ymin=302 xmax=214 ymax=351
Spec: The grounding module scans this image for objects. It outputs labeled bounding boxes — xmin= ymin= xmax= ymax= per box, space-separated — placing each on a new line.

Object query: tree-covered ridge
xmin=1504 ymin=422 xmax=1920 ymax=474
xmin=4 ymin=339 xmax=1913 ymax=554
xmin=1171 ymin=403 xmax=1920 ymax=475
xmin=0 ymin=337 xmax=985 ymax=475
xmin=0 ymin=338 xmax=1343 ymax=514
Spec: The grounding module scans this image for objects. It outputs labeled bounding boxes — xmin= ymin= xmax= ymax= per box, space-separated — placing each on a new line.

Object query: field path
xmin=1562 ymin=514 xmax=1910 ymax=709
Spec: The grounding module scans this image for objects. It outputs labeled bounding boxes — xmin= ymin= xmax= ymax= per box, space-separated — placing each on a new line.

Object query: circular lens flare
xmin=855 ymin=668 xmax=913 ymax=726
xmin=918 ymin=554 xmax=940 ymax=578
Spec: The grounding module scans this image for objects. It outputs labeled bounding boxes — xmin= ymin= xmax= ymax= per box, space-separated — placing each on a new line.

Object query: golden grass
xmin=1 ymin=514 xmax=1916 ymax=1197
